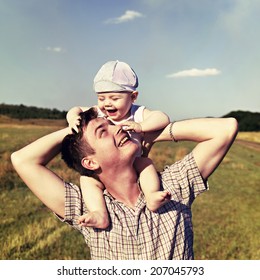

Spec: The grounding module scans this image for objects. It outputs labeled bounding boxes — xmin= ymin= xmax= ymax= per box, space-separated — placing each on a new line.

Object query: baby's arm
xmin=122 ymin=108 xmax=170 ymax=133
xmin=78 ymin=176 xmax=109 ymax=229
xmin=141 ymin=108 xmax=170 ymax=132
xmin=134 ymin=157 xmax=171 ymax=212
xmin=66 ymin=106 xmax=90 ymax=132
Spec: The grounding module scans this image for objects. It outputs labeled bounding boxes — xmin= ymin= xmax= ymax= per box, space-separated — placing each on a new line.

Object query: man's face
xmin=83 ymin=117 xmax=138 ymax=170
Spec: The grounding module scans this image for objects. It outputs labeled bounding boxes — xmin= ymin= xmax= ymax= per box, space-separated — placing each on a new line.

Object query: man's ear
xmin=131 ymin=91 xmax=138 ymax=102
xmin=81 ymin=156 xmax=100 ymax=171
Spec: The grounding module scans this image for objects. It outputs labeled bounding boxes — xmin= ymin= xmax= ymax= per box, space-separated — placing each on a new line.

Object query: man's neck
xmin=99 ymin=166 xmax=140 ymax=209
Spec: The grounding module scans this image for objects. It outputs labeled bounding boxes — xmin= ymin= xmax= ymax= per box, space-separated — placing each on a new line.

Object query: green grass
xmin=1 ymin=123 xmax=259 ymax=259
xmin=192 ymin=142 xmax=260 ymax=259
xmin=0 ymin=124 xmax=87 ymax=260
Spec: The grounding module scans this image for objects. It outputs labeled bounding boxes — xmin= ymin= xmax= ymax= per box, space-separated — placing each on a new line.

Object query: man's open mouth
xmin=118 ymin=135 xmax=130 ymax=147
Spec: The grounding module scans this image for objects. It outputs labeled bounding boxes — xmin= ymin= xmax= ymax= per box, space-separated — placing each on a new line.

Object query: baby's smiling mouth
xmin=105 ymin=108 xmax=118 ymax=115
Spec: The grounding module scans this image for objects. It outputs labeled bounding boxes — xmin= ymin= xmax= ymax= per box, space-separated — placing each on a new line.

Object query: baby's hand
xmin=66 ymin=107 xmax=83 ymax=133
xmin=68 ymin=116 xmax=81 ymax=133
xmin=122 ymin=121 xmax=142 ymax=133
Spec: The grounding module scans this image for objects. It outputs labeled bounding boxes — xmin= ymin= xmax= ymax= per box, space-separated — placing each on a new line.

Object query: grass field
xmin=0 ymin=119 xmax=259 ymax=260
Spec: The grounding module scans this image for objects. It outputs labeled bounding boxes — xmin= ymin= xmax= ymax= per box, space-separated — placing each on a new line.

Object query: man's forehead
xmin=89 ymin=117 xmax=108 ymax=126
xmin=86 ymin=117 xmax=109 ymax=133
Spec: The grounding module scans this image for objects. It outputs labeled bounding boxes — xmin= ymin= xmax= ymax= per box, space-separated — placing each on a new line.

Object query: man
xmin=11 ymin=107 xmax=238 ymax=259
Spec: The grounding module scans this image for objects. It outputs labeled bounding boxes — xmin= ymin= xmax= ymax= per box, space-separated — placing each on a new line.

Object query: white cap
xmin=93 ymin=60 xmax=138 ymax=93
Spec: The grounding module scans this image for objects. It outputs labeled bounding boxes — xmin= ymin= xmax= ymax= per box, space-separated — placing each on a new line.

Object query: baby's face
xmin=97 ymin=91 xmax=136 ymax=122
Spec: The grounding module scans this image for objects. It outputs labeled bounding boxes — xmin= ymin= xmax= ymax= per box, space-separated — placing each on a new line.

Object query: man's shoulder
xmin=62 ymin=182 xmax=87 ymax=219
xmin=159 ymin=152 xmax=198 ymax=188
xmin=159 ymin=152 xmax=208 ymax=203
xmin=64 ymin=182 xmax=84 ymax=204
xmin=64 ymin=181 xmax=81 ymax=191
xmin=160 ymin=152 xmax=196 ymax=178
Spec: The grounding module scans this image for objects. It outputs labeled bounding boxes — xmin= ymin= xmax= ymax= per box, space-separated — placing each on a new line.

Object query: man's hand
xmin=122 ymin=121 xmax=142 ymax=133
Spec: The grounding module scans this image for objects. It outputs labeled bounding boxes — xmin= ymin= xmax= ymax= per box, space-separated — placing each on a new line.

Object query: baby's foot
xmin=77 ymin=211 xmax=109 ymax=229
xmin=146 ymin=190 xmax=171 ymax=212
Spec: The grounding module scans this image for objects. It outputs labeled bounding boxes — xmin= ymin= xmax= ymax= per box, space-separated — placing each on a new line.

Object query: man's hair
xmin=61 ymin=107 xmax=99 ymax=177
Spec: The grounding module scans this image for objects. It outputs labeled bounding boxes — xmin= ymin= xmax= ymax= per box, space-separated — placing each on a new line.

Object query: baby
xmin=67 ymin=60 xmax=171 ymax=228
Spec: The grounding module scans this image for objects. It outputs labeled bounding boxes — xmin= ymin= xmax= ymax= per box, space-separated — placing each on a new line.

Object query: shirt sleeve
xmin=131 ymin=104 xmax=145 ymax=123
xmin=54 ymin=182 xmax=90 ymax=242
xmin=160 ymin=152 xmax=209 ymax=207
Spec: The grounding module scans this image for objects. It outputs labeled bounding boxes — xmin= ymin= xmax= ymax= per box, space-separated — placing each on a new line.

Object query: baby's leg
xmin=145 ymin=190 xmax=171 ymax=212
xmin=79 ymin=176 xmax=109 ymax=229
xmin=78 ymin=211 xmax=109 ymax=228
xmin=134 ymin=157 xmax=171 ymax=212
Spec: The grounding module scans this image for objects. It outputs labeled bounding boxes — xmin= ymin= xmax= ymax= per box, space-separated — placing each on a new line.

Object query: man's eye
xmin=107 ymin=120 xmax=115 ymax=125
xmin=100 ymin=129 xmax=106 ymax=137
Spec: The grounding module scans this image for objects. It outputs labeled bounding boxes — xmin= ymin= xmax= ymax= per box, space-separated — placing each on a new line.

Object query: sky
xmin=1 ymin=0 xmax=260 ymax=120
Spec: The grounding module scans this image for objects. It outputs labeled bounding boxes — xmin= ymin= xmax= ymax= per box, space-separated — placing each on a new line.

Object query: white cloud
xmin=166 ymin=68 xmax=221 ymax=78
xmin=105 ymin=10 xmax=145 ymax=24
xmin=44 ymin=47 xmax=66 ymax=53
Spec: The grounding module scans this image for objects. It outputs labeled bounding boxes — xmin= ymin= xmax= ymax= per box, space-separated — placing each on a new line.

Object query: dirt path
xmin=235 ymin=139 xmax=260 ymax=152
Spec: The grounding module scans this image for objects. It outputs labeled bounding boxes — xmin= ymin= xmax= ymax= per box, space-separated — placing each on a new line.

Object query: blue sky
xmin=1 ymin=0 xmax=260 ymax=120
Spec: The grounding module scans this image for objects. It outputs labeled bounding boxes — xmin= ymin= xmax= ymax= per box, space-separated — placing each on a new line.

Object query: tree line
xmin=0 ymin=103 xmax=67 ymax=120
xmin=223 ymin=110 xmax=260 ymax=132
xmin=0 ymin=103 xmax=259 ymax=131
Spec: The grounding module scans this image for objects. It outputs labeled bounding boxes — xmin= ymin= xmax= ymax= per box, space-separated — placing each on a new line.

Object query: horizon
xmin=1 ymin=103 xmax=259 ymax=120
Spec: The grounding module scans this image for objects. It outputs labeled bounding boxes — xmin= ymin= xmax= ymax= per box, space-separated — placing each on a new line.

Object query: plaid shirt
xmin=61 ymin=152 xmax=208 ymax=260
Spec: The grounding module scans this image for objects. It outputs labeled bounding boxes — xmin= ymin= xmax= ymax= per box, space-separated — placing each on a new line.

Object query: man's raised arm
xmin=11 ymin=127 xmax=71 ymax=218
xmin=143 ymin=117 xmax=238 ymax=180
